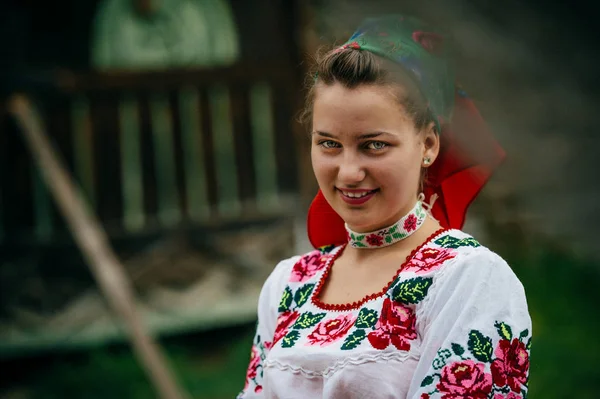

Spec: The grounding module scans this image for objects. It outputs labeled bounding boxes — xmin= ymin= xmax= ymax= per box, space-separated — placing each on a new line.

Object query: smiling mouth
xmin=339 ymin=189 xmax=378 ymax=198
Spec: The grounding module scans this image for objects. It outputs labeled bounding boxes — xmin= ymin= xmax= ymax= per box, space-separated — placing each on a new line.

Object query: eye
xmin=365 ymin=141 xmax=388 ymax=150
xmin=318 ymin=140 xmax=341 ymax=149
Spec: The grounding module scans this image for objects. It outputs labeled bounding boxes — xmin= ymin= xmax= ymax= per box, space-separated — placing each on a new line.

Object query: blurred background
xmin=0 ymin=0 xmax=599 ymax=398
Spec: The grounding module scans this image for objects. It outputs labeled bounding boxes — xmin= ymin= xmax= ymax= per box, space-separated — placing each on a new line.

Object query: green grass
xmin=2 ymin=241 xmax=599 ymax=398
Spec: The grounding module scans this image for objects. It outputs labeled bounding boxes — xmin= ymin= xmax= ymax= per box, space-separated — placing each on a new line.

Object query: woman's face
xmin=311 ymin=82 xmax=438 ymax=233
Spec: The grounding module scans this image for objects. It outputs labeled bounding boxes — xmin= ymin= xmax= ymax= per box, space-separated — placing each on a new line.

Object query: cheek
xmin=311 ymin=146 xmax=333 ymax=180
xmin=376 ymin=154 xmax=421 ymax=190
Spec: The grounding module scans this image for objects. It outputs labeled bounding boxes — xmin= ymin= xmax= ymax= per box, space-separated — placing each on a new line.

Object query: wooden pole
xmin=8 ymin=94 xmax=190 ymax=399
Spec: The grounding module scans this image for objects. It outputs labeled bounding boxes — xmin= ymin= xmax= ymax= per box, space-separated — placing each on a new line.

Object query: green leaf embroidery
xmin=519 ymin=329 xmax=529 ymax=339
xmin=526 ymin=337 xmax=532 ymax=351
xmin=278 ymin=286 xmax=293 ymax=312
xmin=292 ymin=312 xmax=326 ymax=329
xmin=319 ymin=244 xmax=335 ymax=254
xmin=420 ymin=375 xmax=434 ymax=387
xmin=392 ymin=232 xmax=405 ymax=239
xmin=281 ymin=330 xmax=300 ymax=348
xmin=495 ymin=321 xmax=513 ymax=340
xmin=468 ymin=330 xmax=494 ymax=362
xmin=389 ymin=226 xmax=398 ymax=234
xmin=434 ymin=235 xmax=458 ymax=247
xmin=459 ymin=238 xmax=481 ymax=247
xmin=355 ymin=308 xmax=378 ymax=329
xmin=354 ymin=242 xmax=368 ymax=248
xmin=391 ymin=277 xmax=433 ymax=304
xmin=385 ymin=235 xmax=393 ymax=244
xmin=434 ymin=235 xmax=480 ymax=249
xmin=451 ymin=343 xmax=465 ymax=356
xmin=356 ymin=235 xmax=365 ymax=241
xmin=341 ymin=329 xmax=366 ymax=350
xmin=432 ymin=348 xmax=452 ymax=370
xmin=294 ymin=284 xmax=315 ymax=308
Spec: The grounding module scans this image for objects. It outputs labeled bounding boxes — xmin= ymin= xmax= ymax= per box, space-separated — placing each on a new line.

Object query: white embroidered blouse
xmin=238 ymin=229 xmax=531 ymax=399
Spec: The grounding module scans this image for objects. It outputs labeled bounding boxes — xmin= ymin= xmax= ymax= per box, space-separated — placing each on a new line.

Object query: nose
xmin=337 ymin=153 xmax=366 ymax=185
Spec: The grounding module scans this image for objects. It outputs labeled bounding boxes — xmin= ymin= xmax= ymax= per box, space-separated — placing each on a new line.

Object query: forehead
xmin=312 ymin=83 xmax=413 ymax=135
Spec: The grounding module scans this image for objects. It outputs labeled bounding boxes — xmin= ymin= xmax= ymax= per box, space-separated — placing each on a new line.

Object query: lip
xmin=337 ymin=188 xmax=378 ymax=205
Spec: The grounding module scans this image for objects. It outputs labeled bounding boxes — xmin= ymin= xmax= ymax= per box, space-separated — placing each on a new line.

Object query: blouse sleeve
xmin=408 ymin=249 xmax=532 ymax=399
xmin=237 ymin=256 xmax=298 ymax=398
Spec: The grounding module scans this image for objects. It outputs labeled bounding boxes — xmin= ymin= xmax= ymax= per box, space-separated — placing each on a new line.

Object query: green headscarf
xmin=337 ymin=15 xmax=456 ymax=131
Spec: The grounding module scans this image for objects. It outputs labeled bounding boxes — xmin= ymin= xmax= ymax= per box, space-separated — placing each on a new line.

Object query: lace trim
xmin=264 ymin=350 xmax=421 ymax=378
xmin=311 ymin=228 xmax=450 ymax=312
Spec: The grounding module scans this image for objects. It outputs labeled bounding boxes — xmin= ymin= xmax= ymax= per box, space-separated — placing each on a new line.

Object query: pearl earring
xmin=423 ymin=157 xmax=431 ymax=166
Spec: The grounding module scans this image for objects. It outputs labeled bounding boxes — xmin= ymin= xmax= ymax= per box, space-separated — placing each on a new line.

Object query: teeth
xmin=342 ymin=190 xmax=372 ymax=198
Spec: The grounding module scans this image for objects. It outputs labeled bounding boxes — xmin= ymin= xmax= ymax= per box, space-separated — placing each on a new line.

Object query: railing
xmin=0 ymin=64 xmax=303 ymax=245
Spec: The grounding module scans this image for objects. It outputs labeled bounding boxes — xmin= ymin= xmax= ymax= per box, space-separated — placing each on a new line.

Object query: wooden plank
xmin=208 ymin=85 xmax=240 ymax=216
xmin=55 ymin=64 xmax=293 ymax=93
xmin=150 ymin=94 xmax=181 ymax=226
xmin=119 ymin=95 xmax=145 ymax=231
xmin=178 ymin=88 xmax=210 ymax=221
xmin=249 ymin=82 xmax=280 ymax=211
xmin=71 ymin=96 xmax=95 ymax=208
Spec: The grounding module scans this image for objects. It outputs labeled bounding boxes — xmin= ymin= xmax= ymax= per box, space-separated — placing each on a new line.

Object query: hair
xmin=300 ymin=47 xmax=437 ymax=135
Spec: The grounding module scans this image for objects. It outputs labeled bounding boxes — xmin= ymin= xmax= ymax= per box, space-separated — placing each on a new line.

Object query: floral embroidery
xmin=306 ymin=313 xmax=356 ymax=347
xmin=491 ymin=337 xmax=529 ymax=393
xmin=403 ymin=247 xmax=456 ymax=274
xmin=278 ymin=283 xmax=316 ymax=312
xmin=345 ymin=200 xmax=427 ymax=248
xmin=367 ymin=298 xmax=417 ymax=350
xmin=366 ymin=233 xmax=384 ymax=246
xmin=404 ymin=213 xmax=418 ymax=232
xmin=243 ymin=333 xmax=271 ymax=394
xmin=435 ymin=235 xmax=480 ymax=249
xmin=272 ymin=311 xmax=300 ymax=346
xmin=437 ymin=360 xmax=493 ymax=398
xmin=290 ymin=251 xmax=328 ymax=282
xmin=277 ymin=312 xmax=326 ymax=348
xmin=340 ymin=277 xmax=431 ymax=351
xmin=419 ymin=321 xmax=530 ymax=398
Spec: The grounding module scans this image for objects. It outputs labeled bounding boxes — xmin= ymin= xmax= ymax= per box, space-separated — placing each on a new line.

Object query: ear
xmin=422 ymin=121 xmax=440 ymax=166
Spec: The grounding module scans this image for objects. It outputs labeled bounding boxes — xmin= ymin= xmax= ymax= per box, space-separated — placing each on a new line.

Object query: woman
xmin=239 ymin=15 xmax=531 ymax=399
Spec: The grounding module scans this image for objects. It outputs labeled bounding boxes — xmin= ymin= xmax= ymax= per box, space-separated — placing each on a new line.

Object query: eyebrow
xmin=313 ymin=131 xmax=393 ymax=139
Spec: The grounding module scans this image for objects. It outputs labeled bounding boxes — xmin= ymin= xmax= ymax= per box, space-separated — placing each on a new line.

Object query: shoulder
xmin=429 ymin=229 xmax=524 ymax=291
xmin=417 ymin=229 xmax=529 ymax=323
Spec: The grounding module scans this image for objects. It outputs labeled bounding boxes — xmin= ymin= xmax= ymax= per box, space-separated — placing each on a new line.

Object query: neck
xmin=345 ymin=217 xmax=442 ymax=262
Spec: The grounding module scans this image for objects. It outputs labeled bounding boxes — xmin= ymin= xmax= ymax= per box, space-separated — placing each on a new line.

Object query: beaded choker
xmin=345 ymin=200 xmax=427 ymax=249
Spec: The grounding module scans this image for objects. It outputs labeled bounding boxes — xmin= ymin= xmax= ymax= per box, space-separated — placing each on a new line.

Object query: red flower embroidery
xmin=403 ymin=247 xmax=455 ymax=274
xmin=254 ymin=385 xmax=263 ymax=393
xmin=420 ymin=394 xmax=430 ymax=399
xmin=290 ymin=251 xmax=327 ymax=282
xmin=437 ymin=360 xmax=493 ymax=399
xmin=366 ymin=234 xmax=383 ymax=246
xmin=404 ymin=214 xmax=418 ymax=232
xmin=272 ymin=311 xmax=300 ymax=346
xmin=491 ymin=338 xmax=529 ymax=393
xmin=244 ymin=345 xmax=261 ymax=390
xmin=306 ymin=313 xmax=356 ymax=347
xmin=367 ymin=298 xmax=416 ymax=350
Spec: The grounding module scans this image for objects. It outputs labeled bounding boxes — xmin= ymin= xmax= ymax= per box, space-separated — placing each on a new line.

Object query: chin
xmin=338 ymin=210 xmax=376 ymax=232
